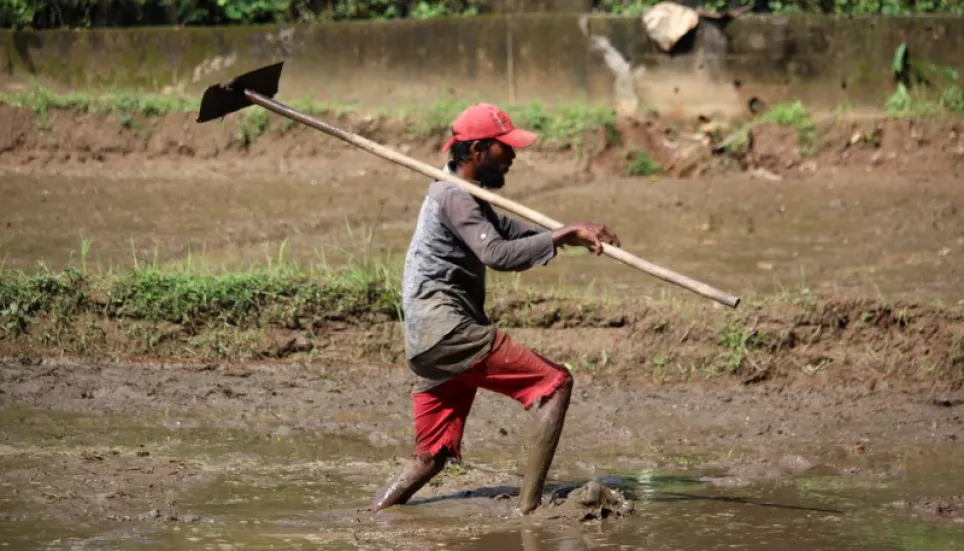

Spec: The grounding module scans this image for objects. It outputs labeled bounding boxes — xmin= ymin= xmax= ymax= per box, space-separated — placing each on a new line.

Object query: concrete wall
xmin=2 ymin=14 xmax=963 ymax=114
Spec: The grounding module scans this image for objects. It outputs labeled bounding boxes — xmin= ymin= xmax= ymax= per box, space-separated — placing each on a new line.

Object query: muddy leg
xmin=518 ymin=372 xmax=574 ymax=514
xmin=371 ymin=453 xmax=448 ymax=513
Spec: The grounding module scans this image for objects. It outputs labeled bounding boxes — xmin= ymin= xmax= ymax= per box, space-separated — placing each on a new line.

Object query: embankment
xmin=1 ymin=268 xmax=962 ymax=389
xmin=3 ymin=14 xmax=964 ymax=113
xmin=1 ymin=96 xmax=963 ymax=180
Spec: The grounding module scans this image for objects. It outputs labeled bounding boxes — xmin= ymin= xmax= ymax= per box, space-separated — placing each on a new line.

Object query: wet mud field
xmin=1 ymin=359 xmax=963 ymax=550
xmin=2 ymin=111 xmax=964 ymax=549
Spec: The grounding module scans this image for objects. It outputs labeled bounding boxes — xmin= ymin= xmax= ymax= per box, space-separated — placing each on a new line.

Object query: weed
xmin=940 ymin=85 xmax=964 ymax=115
xmin=885 ymin=44 xmax=963 ymax=118
xmin=719 ymin=322 xmax=764 ymax=373
xmin=626 ymin=147 xmax=661 ymax=177
xmin=0 ymin=84 xmax=621 ymax=152
xmin=236 ymin=108 xmax=270 ymax=147
xmin=758 ymin=100 xmax=818 ymax=152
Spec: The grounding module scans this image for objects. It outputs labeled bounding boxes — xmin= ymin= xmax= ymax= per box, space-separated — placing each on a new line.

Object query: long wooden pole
xmin=240 ymin=89 xmax=741 ymax=309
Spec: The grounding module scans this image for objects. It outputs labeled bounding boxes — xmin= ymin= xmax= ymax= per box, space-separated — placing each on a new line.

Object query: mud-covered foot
xmin=516 ymin=497 xmax=541 ymax=516
xmin=371 ymin=454 xmax=446 ymax=513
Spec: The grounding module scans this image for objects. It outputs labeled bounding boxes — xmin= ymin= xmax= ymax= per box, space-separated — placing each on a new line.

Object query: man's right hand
xmin=551 ymin=222 xmax=621 ymax=256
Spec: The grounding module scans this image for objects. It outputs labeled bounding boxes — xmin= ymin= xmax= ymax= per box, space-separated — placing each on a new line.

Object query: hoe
xmin=196 ymin=61 xmax=741 ymax=309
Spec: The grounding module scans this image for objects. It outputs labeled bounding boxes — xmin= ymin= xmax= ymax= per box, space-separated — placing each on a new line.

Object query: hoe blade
xmin=196 ymin=61 xmax=285 ymax=123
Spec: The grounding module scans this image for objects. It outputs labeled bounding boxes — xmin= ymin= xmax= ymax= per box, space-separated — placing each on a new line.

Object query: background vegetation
xmin=2 ymin=0 xmax=964 ymax=29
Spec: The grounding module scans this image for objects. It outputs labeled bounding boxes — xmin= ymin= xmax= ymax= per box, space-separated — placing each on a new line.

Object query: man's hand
xmin=551 ymin=222 xmax=621 ymax=256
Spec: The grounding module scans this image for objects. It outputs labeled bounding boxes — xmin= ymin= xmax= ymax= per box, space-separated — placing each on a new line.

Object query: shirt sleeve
xmin=493 ymin=211 xmax=546 ymax=241
xmin=438 ymin=186 xmax=556 ymax=272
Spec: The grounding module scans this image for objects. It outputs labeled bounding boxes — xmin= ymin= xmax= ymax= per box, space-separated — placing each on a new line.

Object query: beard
xmin=477 ymin=163 xmax=506 ymax=189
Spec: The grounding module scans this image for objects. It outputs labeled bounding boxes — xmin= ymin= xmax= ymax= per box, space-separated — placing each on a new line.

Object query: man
xmin=371 ymin=103 xmax=621 ymax=515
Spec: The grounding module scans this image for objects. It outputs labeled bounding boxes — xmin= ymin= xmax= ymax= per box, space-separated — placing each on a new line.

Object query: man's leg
xmin=461 ymin=331 xmax=574 ymax=515
xmin=371 ymin=380 xmax=476 ymax=513
xmin=519 ymin=363 xmax=573 ymax=514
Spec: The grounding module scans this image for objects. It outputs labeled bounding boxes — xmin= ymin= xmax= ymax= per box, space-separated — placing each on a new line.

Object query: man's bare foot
xmin=371 ymin=454 xmax=447 ymax=513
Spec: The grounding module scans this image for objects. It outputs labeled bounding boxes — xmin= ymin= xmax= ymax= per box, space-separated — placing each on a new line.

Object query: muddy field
xmin=1 ymin=107 xmax=964 ymax=550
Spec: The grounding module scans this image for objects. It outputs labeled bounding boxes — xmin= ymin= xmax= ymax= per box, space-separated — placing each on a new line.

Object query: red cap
xmin=441 ymin=103 xmax=538 ymax=152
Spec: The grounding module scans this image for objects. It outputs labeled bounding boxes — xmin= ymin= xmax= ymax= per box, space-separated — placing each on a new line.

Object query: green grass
xmin=0 ymin=82 xmax=619 ymax=150
xmin=0 ymin=242 xmax=401 ymax=336
xmin=757 ymin=100 xmax=818 ymax=152
xmin=0 ymin=82 xmax=197 ymax=124
xmin=626 ymin=147 xmax=661 ymax=177
xmin=885 ymin=82 xmax=964 ymax=118
xmin=721 ymin=100 xmax=819 ymax=156
xmin=2 ymin=254 xmax=963 ymax=381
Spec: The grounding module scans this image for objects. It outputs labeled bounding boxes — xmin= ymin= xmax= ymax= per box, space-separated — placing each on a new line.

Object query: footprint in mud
xmin=107 ymin=509 xmax=207 ymax=523
xmin=889 ymin=495 xmax=964 ymax=524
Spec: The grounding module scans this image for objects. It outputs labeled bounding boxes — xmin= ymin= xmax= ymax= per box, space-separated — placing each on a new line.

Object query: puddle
xmin=0 ymin=406 xmax=387 ymax=464
xmin=23 ymin=466 xmax=963 ymax=551
xmin=2 ymin=406 xmax=963 ymax=550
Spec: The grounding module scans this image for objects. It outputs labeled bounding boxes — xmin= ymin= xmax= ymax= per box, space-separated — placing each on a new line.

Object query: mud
xmin=542 ymin=480 xmax=635 ymax=521
xmin=3 ymin=101 xmax=964 ymax=548
xmin=2 ymin=357 xmax=964 ymax=548
xmin=890 ymin=495 xmax=964 ymax=524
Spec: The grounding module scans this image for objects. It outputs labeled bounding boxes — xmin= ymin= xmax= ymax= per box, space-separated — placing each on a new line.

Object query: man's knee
xmin=558 ymin=368 xmax=574 ymax=396
xmin=543 ymin=366 xmax=573 ymax=404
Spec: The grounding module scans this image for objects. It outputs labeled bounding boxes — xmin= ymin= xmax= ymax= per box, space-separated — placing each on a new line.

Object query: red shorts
xmin=411 ymin=330 xmax=570 ymax=460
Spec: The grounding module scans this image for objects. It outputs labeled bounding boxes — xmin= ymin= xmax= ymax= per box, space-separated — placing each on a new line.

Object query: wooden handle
xmin=244 ymin=90 xmax=741 ymax=309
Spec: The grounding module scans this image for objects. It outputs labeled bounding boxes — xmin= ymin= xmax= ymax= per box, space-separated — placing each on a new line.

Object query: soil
xmin=2 ymin=104 xmax=964 ymax=546
xmin=0 ymin=104 xmax=962 ymax=181
xmin=2 ymin=355 xmax=963 ymax=527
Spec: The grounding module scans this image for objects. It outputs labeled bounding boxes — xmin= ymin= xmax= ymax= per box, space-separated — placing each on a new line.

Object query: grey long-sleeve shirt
xmin=401 ymin=163 xmax=557 ymax=392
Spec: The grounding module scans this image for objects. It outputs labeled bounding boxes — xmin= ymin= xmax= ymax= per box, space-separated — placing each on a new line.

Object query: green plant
xmin=885 ymin=43 xmax=963 ymax=117
xmin=758 ymin=100 xmax=817 ymax=152
xmin=626 ymin=148 xmax=661 ymax=177
xmin=236 ymin=108 xmax=270 ymax=147
xmin=718 ymin=324 xmax=764 ymax=374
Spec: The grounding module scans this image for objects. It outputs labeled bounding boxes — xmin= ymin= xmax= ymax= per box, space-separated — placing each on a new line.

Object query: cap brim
xmin=496 ymin=128 xmax=539 ymax=149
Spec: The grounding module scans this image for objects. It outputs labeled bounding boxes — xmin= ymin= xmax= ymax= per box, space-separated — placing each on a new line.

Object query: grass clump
xmin=0 ymin=82 xmax=198 ymax=129
xmin=0 ymin=261 xmax=400 ymax=338
xmin=757 ymin=100 xmax=818 ymax=152
xmin=885 ymin=43 xmax=964 ymax=119
xmin=718 ymin=100 xmax=818 ymax=157
xmin=395 ymin=99 xmax=618 ymax=149
xmin=511 ymin=102 xmax=618 ymax=148
xmin=0 ymin=83 xmax=619 ymax=151
xmin=626 ymin=147 xmax=661 ymax=177
xmin=236 ymin=108 xmax=270 ymax=148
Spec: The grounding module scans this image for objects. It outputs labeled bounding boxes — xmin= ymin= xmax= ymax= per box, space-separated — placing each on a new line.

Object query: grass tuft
xmin=0 ymin=83 xmax=620 ymax=151
xmin=1 ymin=259 xmax=400 ymax=337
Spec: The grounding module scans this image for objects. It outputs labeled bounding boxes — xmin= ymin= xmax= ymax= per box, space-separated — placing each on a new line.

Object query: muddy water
xmin=3 ymin=407 xmax=963 ymax=551
xmin=2 ymin=168 xmax=962 ymax=301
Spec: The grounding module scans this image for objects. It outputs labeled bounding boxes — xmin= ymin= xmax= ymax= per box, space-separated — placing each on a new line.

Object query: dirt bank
xmin=1 ymin=103 xmax=962 ymax=181
xmin=2 ymin=290 xmax=963 ymax=389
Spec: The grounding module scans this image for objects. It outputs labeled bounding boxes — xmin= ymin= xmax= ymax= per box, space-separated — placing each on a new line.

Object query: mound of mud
xmin=541 ymin=480 xmax=635 ymax=522
xmin=913 ymin=495 xmax=964 ymax=523
xmin=889 ymin=495 xmax=964 ymax=524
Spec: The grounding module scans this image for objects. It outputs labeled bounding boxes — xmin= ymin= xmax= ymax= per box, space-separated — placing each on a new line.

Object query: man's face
xmin=474 ymin=140 xmax=515 ymax=189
